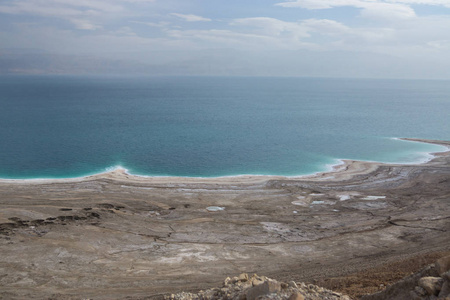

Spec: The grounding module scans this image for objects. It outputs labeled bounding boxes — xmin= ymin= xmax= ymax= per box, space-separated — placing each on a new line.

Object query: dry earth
xmin=0 ymin=139 xmax=449 ymax=299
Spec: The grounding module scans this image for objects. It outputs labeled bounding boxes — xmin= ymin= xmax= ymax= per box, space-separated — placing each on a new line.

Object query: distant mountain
xmin=2 ymin=48 xmax=449 ymax=79
xmin=0 ymin=51 xmax=158 ymax=75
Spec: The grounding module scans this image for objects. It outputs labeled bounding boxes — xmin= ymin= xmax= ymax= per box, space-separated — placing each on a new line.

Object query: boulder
xmin=409 ymin=290 xmax=422 ymax=300
xmin=238 ymin=273 xmax=249 ymax=282
xmin=418 ymin=277 xmax=444 ymax=296
xmin=443 ymin=271 xmax=450 ymax=282
xmin=246 ymin=279 xmax=281 ymax=300
xmin=436 ymin=256 xmax=450 ymax=276
xmin=252 ymin=278 xmax=264 ymax=287
xmin=287 ymin=292 xmax=305 ymax=300
xmin=414 ymin=285 xmax=427 ymax=296
xmin=439 ymin=281 xmax=450 ymax=298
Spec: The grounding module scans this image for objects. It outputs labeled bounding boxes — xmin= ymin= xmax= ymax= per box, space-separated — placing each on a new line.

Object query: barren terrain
xmin=0 ymin=139 xmax=449 ymax=299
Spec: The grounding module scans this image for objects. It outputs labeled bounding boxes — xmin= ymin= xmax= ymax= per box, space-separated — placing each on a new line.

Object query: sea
xmin=0 ymin=76 xmax=449 ymax=179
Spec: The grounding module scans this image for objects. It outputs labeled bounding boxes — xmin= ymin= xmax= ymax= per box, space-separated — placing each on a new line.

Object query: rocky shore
xmin=0 ymin=139 xmax=449 ymax=299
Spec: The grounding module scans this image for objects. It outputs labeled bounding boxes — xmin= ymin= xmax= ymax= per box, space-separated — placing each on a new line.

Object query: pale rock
xmin=252 ymin=278 xmax=264 ymax=287
xmin=223 ymin=277 xmax=231 ymax=286
xmin=418 ymin=277 xmax=444 ymax=296
xmin=287 ymin=292 xmax=305 ymax=300
xmin=239 ymin=273 xmax=249 ymax=282
xmin=288 ymin=281 xmax=298 ymax=289
xmin=246 ymin=279 xmax=281 ymax=300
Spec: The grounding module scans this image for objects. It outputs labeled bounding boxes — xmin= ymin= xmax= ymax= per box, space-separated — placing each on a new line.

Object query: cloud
xmin=70 ymin=19 xmax=101 ymax=30
xmin=387 ymin=0 xmax=450 ymax=8
xmin=0 ymin=0 xmax=155 ymax=30
xmin=170 ymin=13 xmax=211 ymax=22
xmin=360 ymin=2 xmax=416 ymax=20
xmin=0 ymin=0 xmax=123 ymax=16
xmin=123 ymin=0 xmax=156 ymax=2
xmin=276 ymin=0 xmax=357 ymax=9
xmin=301 ymin=19 xmax=350 ymax=35
xmin=163 ymin=17 xmax=393 ymax=51
xmin=231 ymin=17 xmax=309 ymax=39
xmin=229 ymin=17 xmax=397 ymax=49
xmin=275 ymin=0 xmax=450 ymax=9
xmin=1 ymin=0 xmax=449 ymax=78
xmin=276 ymin=0 xmax=416 ymax=20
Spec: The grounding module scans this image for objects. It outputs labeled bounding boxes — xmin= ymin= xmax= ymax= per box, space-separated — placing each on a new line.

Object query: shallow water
xmin=0 ymin=76 xmax=448 ymax=179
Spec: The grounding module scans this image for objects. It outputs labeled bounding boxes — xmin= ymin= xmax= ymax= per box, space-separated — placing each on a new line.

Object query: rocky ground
xmin=166 ymin=273 xmax=351 ymax=300
xmin=0 ymin=139 xmax=449 ymax=299
xmin=165 ymin=255 xmax=450 ymax=300
xmin=361 ymin=254 xmax=450 ymax=300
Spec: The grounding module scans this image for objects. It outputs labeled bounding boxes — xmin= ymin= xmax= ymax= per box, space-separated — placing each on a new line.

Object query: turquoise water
xmin=0 ymin=76 xmax=448 ymax=179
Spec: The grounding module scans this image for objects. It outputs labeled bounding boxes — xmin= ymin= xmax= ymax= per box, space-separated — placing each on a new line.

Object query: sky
xmin=1 ymin=0 xmax=450 ymax=78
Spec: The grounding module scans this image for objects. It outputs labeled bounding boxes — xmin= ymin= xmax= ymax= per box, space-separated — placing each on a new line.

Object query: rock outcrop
xmin=165 ymin=274 xmax=351 ymax=300
xmin=361 ymin=255 xmax=450 ymax=300
xmin=166 ymin=256 xmax=450 ymax=300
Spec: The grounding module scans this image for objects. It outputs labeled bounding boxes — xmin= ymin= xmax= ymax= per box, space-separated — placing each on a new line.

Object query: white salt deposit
xmin=291 ymin=200 xmax=307 ymax=206
xmin=362 ymin=196 xmax=386 ymax=200
xmin=338 ymin=195 xmax=351 ymax=201
xmin=206 ymin=206 xmax=225 ymax=212
xmin=311 ymin=200 xmax=325 ymax=205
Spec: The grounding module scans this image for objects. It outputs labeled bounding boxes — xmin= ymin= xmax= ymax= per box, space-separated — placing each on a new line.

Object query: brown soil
xmin=316 ymin=250 xmax=450 ymax=299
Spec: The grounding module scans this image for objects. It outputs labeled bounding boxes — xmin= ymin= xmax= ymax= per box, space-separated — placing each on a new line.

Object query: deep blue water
xmin=0 ymin=76 xmax=449 ymax=179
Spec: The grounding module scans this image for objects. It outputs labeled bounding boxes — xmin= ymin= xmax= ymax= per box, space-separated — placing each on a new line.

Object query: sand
xmin=0 ymin=138 xmax=449 ymax=299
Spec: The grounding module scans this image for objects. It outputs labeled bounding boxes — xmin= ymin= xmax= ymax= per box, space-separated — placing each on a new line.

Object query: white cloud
xmin=170 ymin=13 xmax=211 ymax=22
xmin=360 ymin=2 xmax=416 ymax=20
xmin=165 ymin=26 xmax=319 ymax=51
xmin=0 ymin=0 xmax=123 ymax=16
xmin=301 ymin=19 xmax=350 ymax=35
xmin=0 ymin=0 xmax=156 ymax=30
xmin=114 ymin=26 xmax=137 ymax=36
xmin=276 ymin=0 xmax=417 ymax=20
xmin=70 ymin=19 xmax=101 ymax=30
xmin=1 ymin=0 xmax=449 ymax=78
xmin=231 ymin=17 xmax=309 ymax=38
xmin=130 ymin=21 xmax=170 ymax=28
xmin=161 ymin=17 xmax=398 ymax=52
xmin=229 ymin=17 xmax=397 ymax=49
xmin=387 ymin=0 xmax=450 ymax=8
xmin=123 ymin=0 xmax=156 ymax=2
xmin=276 ymin=0 xmax=360 ymax=9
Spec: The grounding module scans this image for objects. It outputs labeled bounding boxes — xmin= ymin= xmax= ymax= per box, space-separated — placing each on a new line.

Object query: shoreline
xmin=0 ymin=138 xmax=449 ymax=299
xmin=0 ymin=137 xmax=448 ymax=185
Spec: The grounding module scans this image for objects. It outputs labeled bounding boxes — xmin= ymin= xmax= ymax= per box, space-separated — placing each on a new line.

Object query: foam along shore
xmin=0 ymin=138 xmax=449 ymax=299
xmin=1 ymin=138 xmax=448 ymax=186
